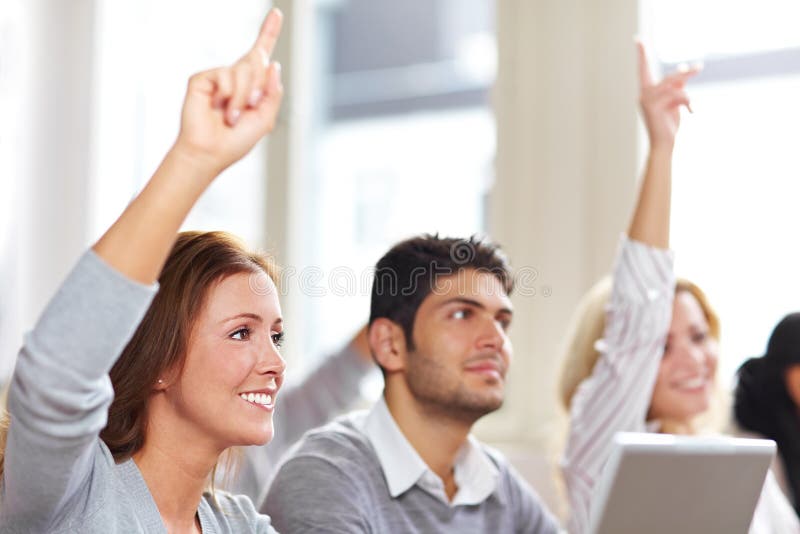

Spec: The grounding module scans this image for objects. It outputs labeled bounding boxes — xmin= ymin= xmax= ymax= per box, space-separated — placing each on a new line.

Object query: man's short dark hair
xmin=368 ymin=234 xmax=513 ymax=350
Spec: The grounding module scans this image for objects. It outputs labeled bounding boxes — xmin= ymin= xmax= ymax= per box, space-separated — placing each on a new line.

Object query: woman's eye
xmin=230 ymin=327 xmax=251 ymax=341
xmin=272 ymin=332 xmax=285 ymax=348
xmin=692 ymin=331 xmax=708 ymax=344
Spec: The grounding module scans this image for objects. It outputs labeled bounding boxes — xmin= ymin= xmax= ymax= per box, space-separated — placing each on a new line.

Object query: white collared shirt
xmin=358 ymin=396 xmax=500 ymax=507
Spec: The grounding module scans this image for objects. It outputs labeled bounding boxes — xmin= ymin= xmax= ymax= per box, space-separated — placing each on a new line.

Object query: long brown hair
xmin=0 ymin=231 xmax=277 ymax=479
xmin=101 ymin=231 xmax=277 ymax=459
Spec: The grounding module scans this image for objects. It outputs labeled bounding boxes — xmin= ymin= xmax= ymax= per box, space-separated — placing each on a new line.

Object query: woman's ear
xmin=153 ymin=367 xmax=178 ymax=392
xmin=785 ymin=364 xmax=800 ymax=407
xmin=153 ymin=377 xmax=169 ymax=392
xmin=368 ymin=318 xmax=408 ymax=374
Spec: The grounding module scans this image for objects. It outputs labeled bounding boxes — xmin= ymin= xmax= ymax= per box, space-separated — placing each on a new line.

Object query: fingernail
xmin=227 ymin=108 xmax=241 ymax=125
xmin=274 ymin=61 xmax=282 ymax=73
xmin=687 ymin=102 xmax=694 ymax=114
xmin=248 ymin=89 xmax=263 ymax=107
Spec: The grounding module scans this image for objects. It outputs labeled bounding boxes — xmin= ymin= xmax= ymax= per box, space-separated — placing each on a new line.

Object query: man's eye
xmin=231 ymin=328 xmax=251 ymax=341
xmin=452 ymin=309 xmax=471 ymax=320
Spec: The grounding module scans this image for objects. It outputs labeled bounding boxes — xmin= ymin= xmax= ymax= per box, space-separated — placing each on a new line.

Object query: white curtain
xmin=0 ymin=0 xmax=97 ymax=384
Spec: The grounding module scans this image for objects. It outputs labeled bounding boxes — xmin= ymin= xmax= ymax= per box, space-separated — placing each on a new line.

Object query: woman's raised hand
xmin=93 ymin=9 xmax=285 ymax=284
xmin=637 ymin=41 xmax=700 ymax=150
xmin=173 ymin=8 xmax=285 ymax=177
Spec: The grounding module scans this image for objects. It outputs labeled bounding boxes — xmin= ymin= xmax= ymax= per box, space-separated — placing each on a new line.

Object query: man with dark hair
xmin=263 ymin=234 xmax=559 ymax=533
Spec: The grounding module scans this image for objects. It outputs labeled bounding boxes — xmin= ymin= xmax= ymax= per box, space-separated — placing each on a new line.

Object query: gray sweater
xmin=0 ymin=251 xmax=275 ymax=533
xmin=263 ymin=412 xmax=560 ymax=533
xmin=233 ymin=343 xmax=374 ymax=503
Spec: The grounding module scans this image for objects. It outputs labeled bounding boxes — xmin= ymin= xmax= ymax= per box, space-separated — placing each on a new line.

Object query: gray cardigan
xmin=0 ymin=251 xmax=275 ymax=533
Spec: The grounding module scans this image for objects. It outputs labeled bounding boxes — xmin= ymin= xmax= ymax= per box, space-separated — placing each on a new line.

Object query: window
xmin=294 ymin=0 xmax=497 ymax=369
xmin=90 ymin=0 xmax=271 ymax=245
xmin=645 ymin=0 xmax=800 ymax=383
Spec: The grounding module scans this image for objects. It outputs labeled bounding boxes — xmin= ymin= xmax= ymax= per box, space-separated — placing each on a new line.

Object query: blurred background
xmin=3 ymin=0 xmax=800 ymax=517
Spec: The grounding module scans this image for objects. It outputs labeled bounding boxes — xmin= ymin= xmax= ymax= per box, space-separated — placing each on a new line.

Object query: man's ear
xmin=785 ymin=364 xmax=800 ymax=408
xmin=368 ymin=318 xmax=408 ymax=373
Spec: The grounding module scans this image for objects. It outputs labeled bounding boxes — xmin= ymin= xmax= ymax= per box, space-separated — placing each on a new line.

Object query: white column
xmin=14 ymin=0 xmax=96 ymax=365
xmin=0 ymin=1 xmax=26 ymax=383
xmin=266 ymin=0 xmax=318 ymax=369
xmin=479 ymin=0 xmax=640 ymax=451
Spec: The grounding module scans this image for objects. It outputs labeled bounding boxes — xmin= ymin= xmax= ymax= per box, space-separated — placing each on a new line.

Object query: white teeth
xmin=240 ymin=392 xmax=274 ymax=406
xmin=678 ymin=377 xmax=706 ymax=389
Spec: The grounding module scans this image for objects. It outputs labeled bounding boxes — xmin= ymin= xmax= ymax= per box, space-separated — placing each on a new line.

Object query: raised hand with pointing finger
xmin=637 ymin=40 xmax=700 ymax=150
xmin=94 ymin=8 xmax=286 ymax=285
xmin=175 ymin=8 xmax=285 ymax=177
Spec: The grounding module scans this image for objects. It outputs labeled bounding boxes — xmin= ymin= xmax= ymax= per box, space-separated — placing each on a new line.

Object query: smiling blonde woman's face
xmin=649 ymin=290 xmax=719 ymax=424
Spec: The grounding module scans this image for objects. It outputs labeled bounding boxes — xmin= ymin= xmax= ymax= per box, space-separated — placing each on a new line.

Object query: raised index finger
xmin=252 ymin=8 xmax=284 ymax=62
xmin=636 ymin=39 xmax=654 ymax=88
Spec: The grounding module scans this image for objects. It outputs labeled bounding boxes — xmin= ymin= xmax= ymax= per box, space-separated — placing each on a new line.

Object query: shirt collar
xmin=361 ymin=396 xmax=500 ymax=505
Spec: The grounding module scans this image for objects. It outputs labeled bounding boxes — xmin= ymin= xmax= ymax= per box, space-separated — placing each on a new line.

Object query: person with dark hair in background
xmin=262 ymin=235 xmax=559 ymax=533
xmin=736 ymin=313 xmax=800 ymax=517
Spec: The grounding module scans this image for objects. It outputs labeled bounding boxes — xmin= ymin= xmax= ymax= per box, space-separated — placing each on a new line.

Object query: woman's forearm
xmin=627 ymin=145 xmax=673 ymax=249
xmin=92 ymin=146 xmax=216 ymax=285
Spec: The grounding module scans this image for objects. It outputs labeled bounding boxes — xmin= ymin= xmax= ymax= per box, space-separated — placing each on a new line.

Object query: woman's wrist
xmin=167 ymin=140 xmax=226 ymax=186
xmin=648 ymin=140 xmax=675 ymax=159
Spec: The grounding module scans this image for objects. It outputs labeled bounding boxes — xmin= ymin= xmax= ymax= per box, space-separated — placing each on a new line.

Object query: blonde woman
xmin=559 ymin=44 xmax=799 ymax=533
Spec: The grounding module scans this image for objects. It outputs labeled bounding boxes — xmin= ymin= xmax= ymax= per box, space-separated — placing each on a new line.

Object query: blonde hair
xmin=558 ymin=276 xmax=726 ymax=434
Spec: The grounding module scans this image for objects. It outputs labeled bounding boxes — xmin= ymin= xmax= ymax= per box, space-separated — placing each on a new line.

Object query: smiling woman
xmin=101 ymin=231 xmax=285 ymax=460
xmin=0 ymin=8 xmax=287 ymax=533
xmin=557 ymin=43 xmax=800 ymax=534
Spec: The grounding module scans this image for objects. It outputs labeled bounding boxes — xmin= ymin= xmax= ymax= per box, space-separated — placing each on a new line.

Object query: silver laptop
xmin=589 ymin=432 xmax=775 ymax=534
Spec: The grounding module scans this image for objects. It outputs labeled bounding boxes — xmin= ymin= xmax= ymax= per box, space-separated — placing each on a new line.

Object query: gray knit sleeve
xmin=1 ymin=250 xmax=157 ymax=531
xmin=263 ymin=454 xmax=371 ymax=533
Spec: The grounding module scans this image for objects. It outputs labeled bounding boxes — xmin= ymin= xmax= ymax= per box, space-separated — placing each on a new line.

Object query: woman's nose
xmin=676 ymin=343 xmax=707 ymax=370
xmin=257 ymin=346 xmax=286 ymax=376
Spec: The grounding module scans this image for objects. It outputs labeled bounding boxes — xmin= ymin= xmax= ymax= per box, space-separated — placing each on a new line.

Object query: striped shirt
xmin=561 ymin=237 xmax=800 ymax=534
xmin=561 ymin=236 xmax=675 ymax=534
